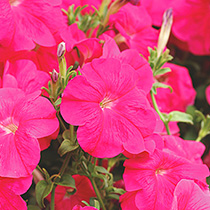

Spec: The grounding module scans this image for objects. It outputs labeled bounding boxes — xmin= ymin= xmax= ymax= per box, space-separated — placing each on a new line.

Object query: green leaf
xmin=54 ymin=174 xmax=76 ymax=189
xmin=27 ymin=205 xmax=41 ymax=210
xmin=95 ymin=166 xmax=109 ymax=174
xmin=106 ymin=193 xmax=120 ymax=200
xmin=153 ymin=67 xmax=171 ymax=76
xmin=58 ymin=139 xmax=79 ymax=157
xmin=35 ymin=180 xmax=54 ymax=208
xmin=167 ymin=111 xmax=193 ymax=124
xmin=151 ymin=82 xmax=173 ymax=94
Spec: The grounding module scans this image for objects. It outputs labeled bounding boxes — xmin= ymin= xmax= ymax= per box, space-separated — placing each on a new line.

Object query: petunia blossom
xmin=171 ymin=0 xmax=210 ymax=55
xmin=0 ymin=0 xmax=64 ymax=52
xmin=123 ymin=149 xmax=209 ymax=209
xmin=163 ymin=135 xmax=205 ymax=164
xmin=60 ymin=58 xmax=158 ymax=157
xmin=108 ymin=4 xmax=158 ymax=58
xmin=0 ymin=176 xmax=32 ymax=210
xmin=0 ymin=88 xmax=59 ymax=177
xmin=120 ymin=191 xmax=139 ymax=210
xmin=3 ymin=59 xmax=50 ymax=94
xmin=47 ymin=175 xmax=96 ymax=210
xmin=171 ymin=179 xmax=210 ymax=210
xmin=101 ymin=35 xmax=154 ymax=94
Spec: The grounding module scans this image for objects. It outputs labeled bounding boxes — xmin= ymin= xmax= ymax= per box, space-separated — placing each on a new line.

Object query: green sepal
xmin=153 ymin=67 xmax=171 ymax=76
xmin=35 ymin=180 xmax=54 ymax=208
xmin=54 ymin=98 xmax=62 ymax=106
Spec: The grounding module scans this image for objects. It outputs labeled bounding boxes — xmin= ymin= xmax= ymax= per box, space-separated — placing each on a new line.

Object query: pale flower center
xmin=5 ymin=123 xmax=18 ymax=134
xmin=155 ymin=168 xmax=167 ymax=176
xmin=100 ymin=97 xmax=113 ymax=109
xmin=9 ymin=0 xmax=22 ymax=6
xmin=0 ymin=118 xmax=18 ymax=135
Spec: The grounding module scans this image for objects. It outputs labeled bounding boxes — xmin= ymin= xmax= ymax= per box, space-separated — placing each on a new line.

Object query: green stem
xmin=70 ymin=124 xmax=74 ymax=141
xmin=51 ymin=185 xmax=56 ymax=210
xmin=90 ymin=178 xmax=107 ymax=210
xmin=50 ymin=152 xmax=71 ymax=209
xmin=195 ymin=136 xmax=202 ymax=142
xmin=59 ymin=152 xmax=71 ymax=177
xmin=150 ymin=91 xmax=171 ymax=135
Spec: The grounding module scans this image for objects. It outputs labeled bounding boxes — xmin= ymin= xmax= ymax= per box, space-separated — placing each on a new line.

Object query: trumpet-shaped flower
xmin=60 ymin=58 xmax=158 ymax=157
xmin=171 ymin=179 xmax=210 ymax=210
xmin=3 ymin=59 xmax=50 ymax=94
xmin=109 ymin=4 xmax=158 ymax=58
xmin=0 ymin=176 xmax=32 ymax=210
xmin=123 ymin=149 xmax=209 ymax=209
xmin=0 ymin=0 xmax=64 ymax=52
xmin=0 ymin=88 xmax=59 ymax=177
xmin=163 ymin=135 xmax=205 ymax=164
xmin=47 ymin=175 xmax=96 ymax=210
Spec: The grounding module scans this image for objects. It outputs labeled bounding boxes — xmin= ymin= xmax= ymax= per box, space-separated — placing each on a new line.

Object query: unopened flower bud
xmin=57 ymin=42 xmax=67 ymax=83
xmin=51 ymin=69 xmax=59 ymax=83
xmin=102 ymin=0 xmax=127 ymax=27
xmin=157 ymin=8 xmax=173 ymax=57
xmin=57 ymin=42 xmax=66 ymax=58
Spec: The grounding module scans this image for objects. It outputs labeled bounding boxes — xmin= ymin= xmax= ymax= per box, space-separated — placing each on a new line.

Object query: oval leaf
xmin=54 ymin=174 xmax=76 ymax=189
xmin=168 ymin=111 xmax=193 ymax=124
xmin=35 ymin=180 xmax=54 ymax=208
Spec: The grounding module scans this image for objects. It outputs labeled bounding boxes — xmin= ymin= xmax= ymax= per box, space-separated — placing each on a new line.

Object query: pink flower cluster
xmin=0 ymin=0 xmax=208 ymax=209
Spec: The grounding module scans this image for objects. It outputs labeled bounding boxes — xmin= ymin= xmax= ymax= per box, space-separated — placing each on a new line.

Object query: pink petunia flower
xmin=0 ymin=88 xmax=59 ymax=178
xmin=101 ymin=35 xmax=154 ymax=94
xmin=171 ymin=0 xmax=210 ymax=55
xmin=120 ymin=191 xmax=139 ymax=210
xmin=47 ymin=175 xmax=96 ymax=210
xmin=0 ymin=175 xmax=32 ymax=210
xmin=60 ymin=58 xmax=158 ymax=157
xmin=152 ymin=63 xmax=196 ymax=113
xmin=123 ymin=149 xmax=209 ymax=209
xmin=108 ymin=4 xmax=158 ymax=58
xmin=163 ymin=135 xmax=205 ymax=164
xmin=3 ymin=59 xmax=50 ymax=94
xmin=0 ymin=0 xmax=64 ymax=52
xmin=171 ymin=179 xmax=210 ymax=210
